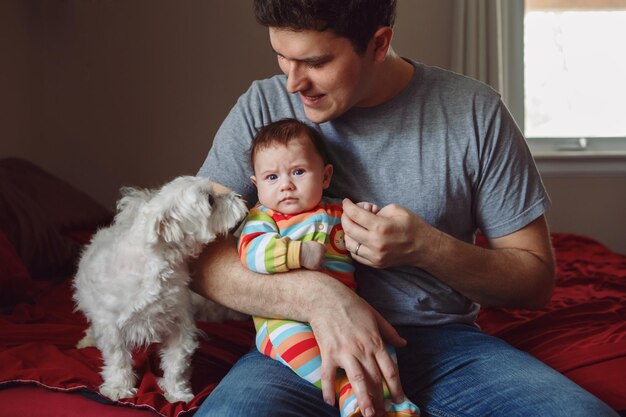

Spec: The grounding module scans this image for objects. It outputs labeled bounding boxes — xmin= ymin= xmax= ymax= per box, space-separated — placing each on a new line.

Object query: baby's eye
xmin=267 ymin=174 xmax=278 ymax=181
xmin=293 ymin=169 xmax=305 ymax=176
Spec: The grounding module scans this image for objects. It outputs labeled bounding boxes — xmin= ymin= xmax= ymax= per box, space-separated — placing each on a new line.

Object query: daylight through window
xmin=524 ymin=0 xmax=626 ymax=139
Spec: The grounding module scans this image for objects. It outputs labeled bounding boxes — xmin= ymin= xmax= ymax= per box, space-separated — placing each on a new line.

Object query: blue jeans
xmin=196 ymin=323 xmax=618 ymax=417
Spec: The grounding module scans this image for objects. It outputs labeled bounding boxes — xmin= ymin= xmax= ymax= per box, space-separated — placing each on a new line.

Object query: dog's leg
xmin=77 ymin=324 xmax=96 ymax=348
xmin=96 ymin=325 xmax=138 ymax=401
xmin=157 ymin=314 xmax=197 ymax=403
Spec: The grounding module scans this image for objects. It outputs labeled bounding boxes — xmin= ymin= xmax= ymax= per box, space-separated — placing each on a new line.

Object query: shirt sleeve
xmin=237 ymin=207 xmax=302 ymax=274
xmin=473 ymin=99 xmax=551 ymax=238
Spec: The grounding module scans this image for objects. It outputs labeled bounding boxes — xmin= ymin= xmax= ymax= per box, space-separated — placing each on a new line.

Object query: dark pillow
xmin=0 ymin=158 xmax=112 ymax=278
xmin=0 ymin=230 xmax=38 ymax=305
xmin=0 ymin=158 xmax=112 ymax=232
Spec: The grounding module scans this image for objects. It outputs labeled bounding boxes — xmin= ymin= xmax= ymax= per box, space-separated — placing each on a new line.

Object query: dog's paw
xmin=99 ymin=383 xmax=138 ymax=401
xmin=158 ymin=378 xmax=194 ymax=403
xmin=164 ymin=390 xmax=194 ymax=404
xmin=76 ymin=326 xmax=96 ymax=349
xmin=76 ymin=334 xmax=95 ymax=349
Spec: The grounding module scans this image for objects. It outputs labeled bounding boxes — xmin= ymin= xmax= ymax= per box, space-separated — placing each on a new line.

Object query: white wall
xmin=542 ymin=175 xmax=626 ymax=253
xmin=1 ymin=0 xmax=624 ymax=253
xmin=1 ymin=1 xmax=455 ymax=207
xmin=1 ymin=1 xmax=277 ymax=206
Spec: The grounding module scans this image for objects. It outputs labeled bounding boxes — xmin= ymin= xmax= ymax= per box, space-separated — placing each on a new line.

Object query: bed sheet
xmin=0 ymin=233 xmax=624 ymax=415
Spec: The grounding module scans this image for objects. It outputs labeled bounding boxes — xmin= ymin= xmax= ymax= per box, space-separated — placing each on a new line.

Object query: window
xmin=505 ymin=0 xmax=626 ymax=160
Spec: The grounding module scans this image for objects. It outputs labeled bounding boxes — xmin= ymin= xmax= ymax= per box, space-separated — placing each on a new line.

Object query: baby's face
xmin=251 ymin=135 xmax=332 ymax=214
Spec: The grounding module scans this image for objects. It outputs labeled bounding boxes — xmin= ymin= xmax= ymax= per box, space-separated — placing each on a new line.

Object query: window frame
xmin=504 ymin=1 xmax=626 ymax=175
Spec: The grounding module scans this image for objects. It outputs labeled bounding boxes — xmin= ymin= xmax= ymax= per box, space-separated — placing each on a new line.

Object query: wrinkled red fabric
xmin=0 ymin=279 xmax=255 ymax=417
xmin=477 ymin=233 xmax=626 ymax=410
xmin=0 ymin=233 xmax=624 ymax=415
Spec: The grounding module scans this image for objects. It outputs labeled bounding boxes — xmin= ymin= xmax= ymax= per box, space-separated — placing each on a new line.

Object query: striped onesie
xmin=238 ymin=197 xmax=420 ymax=417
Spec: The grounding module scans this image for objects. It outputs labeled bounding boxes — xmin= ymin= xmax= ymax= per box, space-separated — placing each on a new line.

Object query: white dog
xmin=73 ymin=176 xmax=248 ymax=403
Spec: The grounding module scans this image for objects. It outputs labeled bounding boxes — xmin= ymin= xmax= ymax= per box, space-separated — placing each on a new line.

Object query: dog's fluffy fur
xmin=73 ymin=176 xmax=248 ymax=403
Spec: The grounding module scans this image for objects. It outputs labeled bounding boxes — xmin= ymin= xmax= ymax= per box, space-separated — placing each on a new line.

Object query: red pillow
xmin=0 ymin=231 xmax=36 ymax=305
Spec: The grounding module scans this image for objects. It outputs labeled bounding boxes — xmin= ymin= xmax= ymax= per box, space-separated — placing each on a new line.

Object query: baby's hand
xmin=356 ymin=201 xmax=380 ymax=214
xmin=300 ymin=241 xmax=326 ymax=270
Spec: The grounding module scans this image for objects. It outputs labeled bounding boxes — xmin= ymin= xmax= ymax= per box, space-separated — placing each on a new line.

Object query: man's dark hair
xmin=251 ymin=118 xmax=331 ymax=167
xmin=253 ymin=0 xmax=397 ymax=54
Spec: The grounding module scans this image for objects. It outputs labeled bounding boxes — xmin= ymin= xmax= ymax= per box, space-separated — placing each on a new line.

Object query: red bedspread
xmin=0 ymin=279 xmax=255 ymax=416
xmin=0 ymin=233 xmax=625 ymax=415
xmin=477 ymin=233 xmax=626 ymax=410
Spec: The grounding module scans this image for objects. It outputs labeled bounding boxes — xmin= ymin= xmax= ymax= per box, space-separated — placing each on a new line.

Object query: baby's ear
xmin=250 ymin=175 xmax=257 ymax=187
xmin=322 ymin=164 xmax=333 ymax=189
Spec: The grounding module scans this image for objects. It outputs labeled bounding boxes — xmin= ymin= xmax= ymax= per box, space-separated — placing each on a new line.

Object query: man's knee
xmin=195 ymin=350 xmax=337 ymax=417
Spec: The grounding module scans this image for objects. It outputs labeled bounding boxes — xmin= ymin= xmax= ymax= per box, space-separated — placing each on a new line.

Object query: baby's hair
xmin=250 ymin=118 xmax=331 ymax=167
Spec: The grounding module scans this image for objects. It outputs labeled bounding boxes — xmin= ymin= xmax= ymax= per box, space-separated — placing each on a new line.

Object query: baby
xmin=238 ymin=118 xmax=420 ymax=417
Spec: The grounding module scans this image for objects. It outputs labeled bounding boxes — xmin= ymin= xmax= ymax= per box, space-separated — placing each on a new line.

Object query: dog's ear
xmin=145 ymin=176 xmax=219 ymax=248
xmin=144 ymin=207 xmax=185 ymax=245
xmin=157 ymin=211 xmax=185 ymax=244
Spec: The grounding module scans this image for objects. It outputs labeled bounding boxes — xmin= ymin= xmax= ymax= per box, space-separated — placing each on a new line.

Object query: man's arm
xmin=426 ymin=214 xmax=555 ymax=309
xmin=190 ymin=235 xmax=407 ymax=416
xmin=341 ymin=199 xmax=555 ymax=310
xmin=192 ymin=234 xmax=312 ymax=319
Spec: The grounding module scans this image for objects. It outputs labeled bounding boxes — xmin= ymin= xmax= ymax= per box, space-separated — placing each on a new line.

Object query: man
xmin=192 ymin=1 xmax=618 ymax=416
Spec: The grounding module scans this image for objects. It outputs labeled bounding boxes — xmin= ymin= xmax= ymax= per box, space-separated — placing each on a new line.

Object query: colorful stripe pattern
xmin=238 ymin=197 xmax=356 ymax=288
xmin=254 ymin=317 xmax=420 ymax=417
xmin=239 ymin=197 xmax=420 ymax=416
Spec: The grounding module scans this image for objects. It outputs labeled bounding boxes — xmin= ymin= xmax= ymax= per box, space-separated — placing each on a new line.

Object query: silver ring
xmin=354 ymin=242 xmax=362 ymax=256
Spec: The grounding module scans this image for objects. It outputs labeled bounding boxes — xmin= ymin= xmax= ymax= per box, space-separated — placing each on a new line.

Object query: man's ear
xmin=371 ymin=26 xmax=393 ymax=62
xmin=322 ymin=164 xmax=333 ymax=189
xmin=250 ymin=175 xmax=257 ymax=186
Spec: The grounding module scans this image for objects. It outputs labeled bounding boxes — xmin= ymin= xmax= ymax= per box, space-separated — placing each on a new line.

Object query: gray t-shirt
xmin=198 ymin=60 xmax=550 ymax=326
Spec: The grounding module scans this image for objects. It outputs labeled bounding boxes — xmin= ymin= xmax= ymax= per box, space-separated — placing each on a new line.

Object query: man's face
xmin=269 ymin=27 xmax=376 ymax=123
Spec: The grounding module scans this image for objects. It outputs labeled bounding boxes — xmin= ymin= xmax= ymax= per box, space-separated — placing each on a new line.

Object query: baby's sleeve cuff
xmin=286 ymin=240 xmax=302 ymax=270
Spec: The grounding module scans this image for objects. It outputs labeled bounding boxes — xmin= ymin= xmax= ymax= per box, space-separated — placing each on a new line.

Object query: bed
xmin=1 ymin=157 xmax=625 ymax=417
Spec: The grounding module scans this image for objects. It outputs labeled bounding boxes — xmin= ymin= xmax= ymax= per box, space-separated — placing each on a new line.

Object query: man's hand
xmin=300 ymin=241 xmax=326 ymax=270
xmin=341 ymin=198 xmax=555 ymax=310
xmin=307 ymin=277 xmax=407 ymax=417
xmin=342 ymin=198 xmax=435 ymax=269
